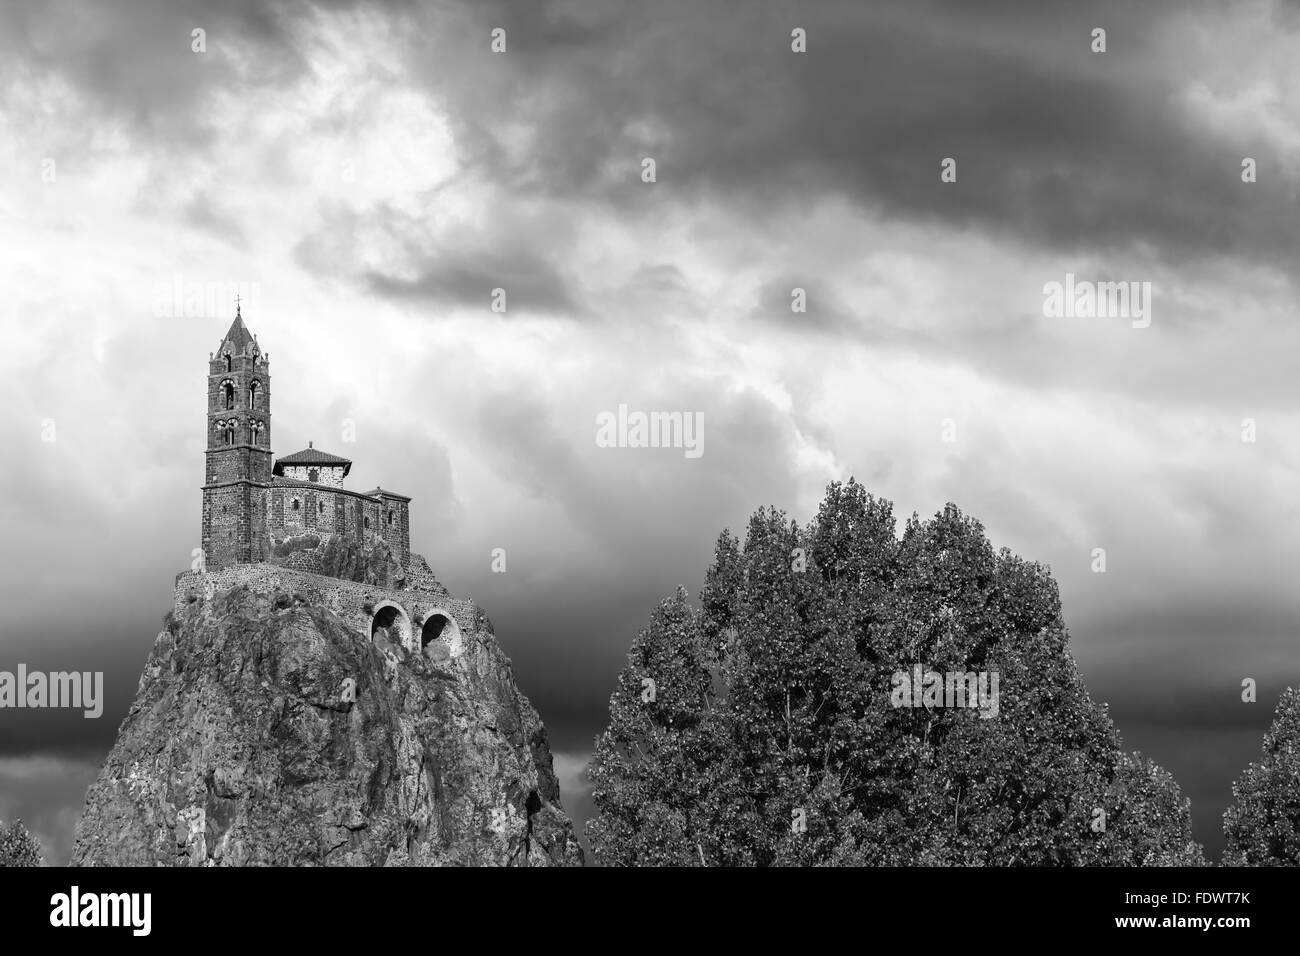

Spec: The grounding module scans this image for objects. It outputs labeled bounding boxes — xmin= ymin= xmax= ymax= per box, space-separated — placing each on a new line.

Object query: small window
xmin=224 ymin=354 xmax=232 ymax=372
xmin=387 ymin=510 xmax=394 ymax=526
xmin=249 ymin=381 xmax=259 ymax=408
xmin=308 ymin=467 xmax=319 ymax=483
xmin=318 ymin=501 xmax=325 ymax=514
xmin=223 ymin=382 xmax=235 ymax=410
xmin=364 ymin=516 xmax=370 ymax=529
xmin=292 ymin=498 xmax=301 ymax=511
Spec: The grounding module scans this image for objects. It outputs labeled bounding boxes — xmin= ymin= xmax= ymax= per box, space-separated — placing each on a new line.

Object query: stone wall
xmin=279 ymin=464 xmax=345 ymax=488
xmin=174 ymin=562 xmax=479 ymax=658
xmin=198 ymin=328 xmax=408 ymax=576
xmin=202 ymin=482 xmax=273 ymax=570
xmin=374 ymin=496 xmax=410 ymax=568
xmin=207 ymin=348 xmax=271 ymax=449
xmin=406 ymin=554 xmax=442 ymax=592
xmin=202 ymin=347 xmax=273 ymax=571
xmin=266 ymin=484 xmax=394 ymax=554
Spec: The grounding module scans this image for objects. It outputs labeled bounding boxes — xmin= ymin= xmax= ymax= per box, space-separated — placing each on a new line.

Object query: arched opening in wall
xmin=308 ymin=467 xmax=319 ymax=483
xmin=371 ymin=602 xmax=412 ymax=651
xmin=420 ymin=611 xmax=462 ymax=660
xmin=364 ymin=516 xmax=370 ymax=530
xmin=224 ymin=354 xmax=232 ymax=372
xmin=223 ymin=382 xmax=235 ymax=409
xmin=225 ymin=426 xmax=236 ymax=445
xmin=248 ymin=381 xmax=259 ymax=408
xmin=291 ymin=497 xmax=301 ymax=511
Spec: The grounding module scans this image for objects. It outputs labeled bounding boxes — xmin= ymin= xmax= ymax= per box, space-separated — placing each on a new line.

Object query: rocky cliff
xmin=268 ymin=532 xmax=409 ymax=588
xmin=71 ymin=582 xmax=583 ymax=866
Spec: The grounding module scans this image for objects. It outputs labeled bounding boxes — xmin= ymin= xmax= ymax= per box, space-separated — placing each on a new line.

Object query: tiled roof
xmin=277 ymin=446 xmax=352 ymax=465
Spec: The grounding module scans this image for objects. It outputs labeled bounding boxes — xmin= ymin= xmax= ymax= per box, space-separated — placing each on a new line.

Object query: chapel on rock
xmin=183 ymin=308 xmax=468 ymax=659
xmin=201 ymin=308 xmax=412 ymax=570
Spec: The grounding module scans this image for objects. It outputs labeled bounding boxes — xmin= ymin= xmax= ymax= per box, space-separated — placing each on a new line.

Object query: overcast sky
xmin=2 ymin=0 xmax=1299 ymax=863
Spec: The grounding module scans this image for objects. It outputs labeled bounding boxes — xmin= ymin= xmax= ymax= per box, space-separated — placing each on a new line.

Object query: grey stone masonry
xmin=192 ymin=315 xmax=469 ymax=656
xmin=201 ymin=312 xmax=411 ymax=572
xmin=174 ymin=560 xmax=482 ymax=659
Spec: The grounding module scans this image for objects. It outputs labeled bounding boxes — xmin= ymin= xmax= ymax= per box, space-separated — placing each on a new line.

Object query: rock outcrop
xmin=71 ymin=582 xmax=583 ymax=866
xmin=268 ymin=533 xmax=408 ymax=589
xmin=318 ymin=534 xmax=406 ymax=588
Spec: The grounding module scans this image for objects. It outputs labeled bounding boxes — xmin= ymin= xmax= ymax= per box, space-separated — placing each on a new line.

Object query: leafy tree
xmin=586 ymin=586 xmax=726 ymax=865
xmin=1222 ymin=687 xmax=1300 ymax=865
xmin=0 ymin=819 xmax=44 ymax=867
xmin=588 ymin=479 xmax=1204 ymax=866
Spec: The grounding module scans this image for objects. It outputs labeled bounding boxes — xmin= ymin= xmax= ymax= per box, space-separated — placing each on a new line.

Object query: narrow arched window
xmin=249 ymin=381 xmax=259 ymax=408
xmin=308 ymin=467 xmax=319 ymax=483
xmin=318 ymin=501 xmax=325 ymax=515
xmin=225 ymin=426 xmax=235 ymax=445
xmin=292 ymin=498 xmax=301 ymax=511
xmin=387 ymin=510 xmax=394 ymax=526
xmin=223 ymin=382 xmax=235 ymax=410
xmin=224 ymin=354 xmax=232 ymax=372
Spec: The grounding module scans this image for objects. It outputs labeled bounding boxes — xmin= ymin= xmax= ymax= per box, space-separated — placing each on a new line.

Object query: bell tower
xmin=201 ymin=305 xmax=274 ymax=570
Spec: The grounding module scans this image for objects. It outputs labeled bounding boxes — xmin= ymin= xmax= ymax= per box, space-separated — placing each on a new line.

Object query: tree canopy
xmin=0 ymin=818 xmax=43 ymax=867
xmin=588 ymin=479 xmax=1204 ymax=866
xmin=1222 ymin=687 xmax=1300 ymax=865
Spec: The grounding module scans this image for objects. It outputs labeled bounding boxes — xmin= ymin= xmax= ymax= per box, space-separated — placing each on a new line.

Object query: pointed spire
xmin=218 ymin=308 xmax=255 ymax=355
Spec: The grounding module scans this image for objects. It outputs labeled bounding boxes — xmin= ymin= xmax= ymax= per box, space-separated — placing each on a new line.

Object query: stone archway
xmin=420 ymin=609 xmax=463 ymax=660
xmin=370 ymin=601 xmax=412 ymax=652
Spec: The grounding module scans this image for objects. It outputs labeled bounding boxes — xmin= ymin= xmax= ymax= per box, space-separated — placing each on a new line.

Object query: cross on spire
xmin=235 ymin=293 xmax=242 ymax=317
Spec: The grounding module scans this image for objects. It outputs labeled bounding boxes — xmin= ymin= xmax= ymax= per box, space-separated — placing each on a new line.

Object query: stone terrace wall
xmin=174 ymin=563 xmax=483 ymax=658
xmin=406 ymin=554 xmax=443 ymax=592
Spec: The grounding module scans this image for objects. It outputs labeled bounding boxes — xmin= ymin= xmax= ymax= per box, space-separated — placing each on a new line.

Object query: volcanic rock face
xmin=268 ymin=533 xmax=408 ymax=589
xmin=71 ymin=584 xmax=583 ymax=866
